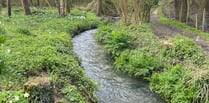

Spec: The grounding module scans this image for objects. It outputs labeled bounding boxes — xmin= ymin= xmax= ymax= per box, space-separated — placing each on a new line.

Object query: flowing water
xmin=73 ymin=29 xmax=165 ymax=103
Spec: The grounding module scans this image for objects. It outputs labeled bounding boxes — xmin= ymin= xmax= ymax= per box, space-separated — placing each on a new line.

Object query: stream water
xmin=73 ymin=29 xmax=165 ymax=103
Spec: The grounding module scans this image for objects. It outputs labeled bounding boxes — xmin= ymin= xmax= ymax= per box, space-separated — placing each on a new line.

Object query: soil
xmin=151 ymin=9 xmax=209 ymax=55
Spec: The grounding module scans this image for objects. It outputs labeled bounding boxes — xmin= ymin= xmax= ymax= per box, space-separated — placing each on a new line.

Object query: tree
xmin=7 ymin=0 xmax=11 ymax=17
xmin=97 ymin=0 xmax=102 ymax=16
xmin=174 ymin=0 xmax=187 ymax=22
xmin=1 ymin=0 xmax=6 ymax=8
xmin=55 ymin=0 xmax=65 ymax=17
xmin=112 ymin=0 xmax=155 ymax=24
xmin=21 ymin=0 xmax=31 ymax=15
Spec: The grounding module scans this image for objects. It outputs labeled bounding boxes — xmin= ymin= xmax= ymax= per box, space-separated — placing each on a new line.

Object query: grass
xmin=0 ymin=8 xmax=99 ymax=103
xmin=158 ymin=7 xmax=209 ymax=41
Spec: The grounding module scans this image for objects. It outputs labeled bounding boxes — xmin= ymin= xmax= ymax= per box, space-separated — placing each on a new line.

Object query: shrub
xmin=95 ymin=25 xmax=114 ymax=43
xmin=115 ymin=50 xmax=162 ymax=78
xmin=61 ymin=85 xmax=86 ymax=103
xmin=105 ymin=30 xmax=135 ymax=57
xmin=150 ymin=65 xmax=195 ymax=103
xmin=160 ymin=35 xmax=206 ymax=65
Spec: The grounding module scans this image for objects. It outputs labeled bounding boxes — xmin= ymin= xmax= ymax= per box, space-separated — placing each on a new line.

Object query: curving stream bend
xmin=73 ymin=29 xmax=165 ymax=103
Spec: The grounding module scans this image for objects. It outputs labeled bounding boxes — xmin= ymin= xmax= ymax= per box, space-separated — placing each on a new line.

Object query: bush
xmin=95 ymin=25 xmax=114 ymax=43
xmin=150 ymin=65 xmax=195 ymax=103
xmin=160 ymin=35 xmax=206 ymax=65
xmin=105 ymin=30 xmax=135 ymax=57
xmin=61 ymin=85 xmax=86 ymax=103
xmin=115 ymin=50 xmax=162 ymax=78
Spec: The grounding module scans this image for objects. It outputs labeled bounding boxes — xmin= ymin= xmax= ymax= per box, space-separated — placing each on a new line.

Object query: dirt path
xmin=151 ymin=9 xmax=209 ymax=55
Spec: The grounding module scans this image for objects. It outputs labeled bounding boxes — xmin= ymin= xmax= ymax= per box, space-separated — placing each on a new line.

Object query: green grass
xmin=0 ymin=8 xmax=99 ymax=103
xmin=158 ymin=7 xmax=209 ymax=41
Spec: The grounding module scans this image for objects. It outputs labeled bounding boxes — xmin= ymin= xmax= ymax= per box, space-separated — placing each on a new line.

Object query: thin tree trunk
xmin=1 ymin=0 xmax=6 ymax=8
xmin=97 ymin=0 xmax=102 ymax=16
xmin=21 ymin=0 xmax=31 ymax=15
xmin=55 ymin=0 xmax=60 ymax=15
xmin=66 ymin=0 xmax=71 ymax=13
xmin=59 ymin=0 xmax=65 ymax=17
xmin=7 ymin=0 xmax=11 ymax=17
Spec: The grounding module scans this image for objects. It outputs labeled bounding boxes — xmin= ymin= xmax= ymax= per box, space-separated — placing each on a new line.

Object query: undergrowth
xmin=96 ymin=21 xmax=209 ymax=103
xmin=0 ymin=8 xmax=99 ymax=103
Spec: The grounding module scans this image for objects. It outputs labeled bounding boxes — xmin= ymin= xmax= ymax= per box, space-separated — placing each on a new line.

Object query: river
xmin=73 ymin=29 xmax=165 ymax=103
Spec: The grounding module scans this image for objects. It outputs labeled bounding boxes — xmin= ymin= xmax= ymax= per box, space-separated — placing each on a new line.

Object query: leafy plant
xmin=105 ymin=30 xmax=135 ymax=57
xmin=150 ymin=65 xmax=195 ymax=103
xmin=115 ymin=50 xmax=162 ymax=77
xmin=16 ymin=28 xmax=32 ymax=35
xmin=0 ymin=27 xmax=6 ymax=35
xmin=0 ymin=90 xmax=29 ymax=103
xmin=95 ymin=25 xmax=114 ymax=43
xmin=61 ymin=85 xmax=86 ymax=103
xmin=160 ymin=35 xmax=206 ymax=65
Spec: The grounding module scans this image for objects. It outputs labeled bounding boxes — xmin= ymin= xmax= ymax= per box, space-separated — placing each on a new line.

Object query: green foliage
xmin=160 ymin=35 xmax=206 ymax=65
xmin=16 ymin=28 xmax=32 ymax=35
xmin=0 ymin=90 xmax=29 ymax=103
xmin=0 ymin=36 xmax=5 ymax=44
xmin=115 ymin=50 xmax=162 ymax=77
xmin=0 ymin=8 xmax=99 ymax=102
xmin=95 ymin=25 xmax=114 ymax=43
xmin=0 ymin=27 xmax=6 ymax=35
xmin=150 ymin=65 xmax=195 ymax=103
xmin=158 ymin=7 xmax=209 ymax=42
xmin=61 ymin=85 xmax=86 ymax=103
xmin=105 ymin=30 xmax=135 ymax=57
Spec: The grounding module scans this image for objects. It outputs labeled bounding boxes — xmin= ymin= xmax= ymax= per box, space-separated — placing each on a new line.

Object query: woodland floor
xmin=151 ymin=9 xmax=209 ymax=55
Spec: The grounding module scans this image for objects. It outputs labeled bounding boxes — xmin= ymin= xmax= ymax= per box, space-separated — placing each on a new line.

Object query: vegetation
xmin=96 ymin=21 xmax=209 ymax=102
xmin=1 ymin=0 xmax=209 ymax=103
xmin=0 ymin=8 xmax=99 ymax=103
xmin=158 ymin=7 xmax=209 ymax=41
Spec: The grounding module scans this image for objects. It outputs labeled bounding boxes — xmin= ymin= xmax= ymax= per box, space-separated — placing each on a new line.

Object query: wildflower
xmin=7 ymin=49 xmax=11 ymax=54
xmin=24 ymin=92 xmax=30 ymax=98
xmin=14 ymin=96 xmax=19 ymax=101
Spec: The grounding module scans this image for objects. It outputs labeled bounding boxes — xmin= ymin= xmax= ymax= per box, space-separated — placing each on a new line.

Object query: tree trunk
xmin=55 ymin=0 xmax=60 ymax=14
xmin=97 ymin=0 xmax=102 ymax=16
xmin=21 ymin=0 xmax=31 ymax=15
xmin=59 ymin=0 xmax=65 ymax=17
xmin=37 ymin=0 xmax=40 ymax=7
xmin=1 ymin=0 xmax=6 ymax=8
xmin=205 ymin=0 xmax=209 ymax=31
xmin=66 ymin=0 xmax=71 ymax=13
xmin=7 ymin=0 xmax=11 ymax=17
xmin=175 ymin=0 xmax=187 ymax=22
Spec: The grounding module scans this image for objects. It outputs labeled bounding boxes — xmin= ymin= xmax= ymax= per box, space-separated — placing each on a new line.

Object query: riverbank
xmin=0 ymin=8 xmax=99 ymax=102
xmin=96 ymin=21 xmax=209 ymax=102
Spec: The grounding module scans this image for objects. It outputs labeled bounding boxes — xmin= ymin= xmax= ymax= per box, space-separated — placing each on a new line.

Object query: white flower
xmin=9 ymin=100 xmax=12 ymax=103
xmin=24 ymin=92 xmax=30 ymax=98
xmin=14 ymin=96 xmax=19 ymax=101
xmin=7 ymin=49 xmax=11 ymax=54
